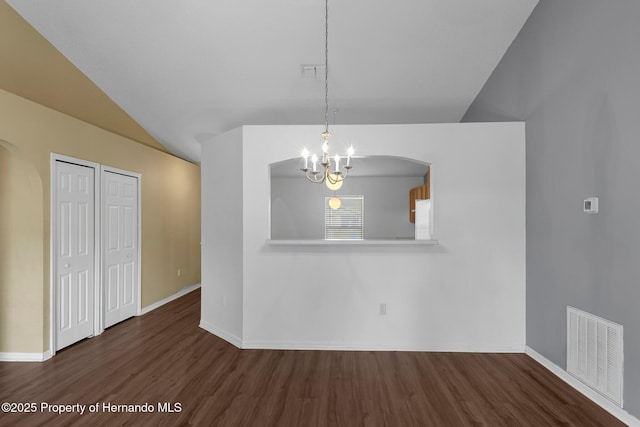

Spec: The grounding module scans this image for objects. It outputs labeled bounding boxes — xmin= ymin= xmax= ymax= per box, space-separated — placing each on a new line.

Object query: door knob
xmin=64 ymin=263 xmax=71 ymax=268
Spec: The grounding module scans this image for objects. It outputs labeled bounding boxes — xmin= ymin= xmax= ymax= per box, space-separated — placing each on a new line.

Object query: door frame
xmin=50 ymin=155 xmax=142 ymax=357
xmin=100 ymin=165 xmax=142 ymax=330
xmin=50 ymin=154 xmax=101 ymax=357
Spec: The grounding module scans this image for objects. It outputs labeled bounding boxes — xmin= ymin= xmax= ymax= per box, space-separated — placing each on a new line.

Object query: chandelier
xmin=300 ymin=0 xmax=353 ymax=190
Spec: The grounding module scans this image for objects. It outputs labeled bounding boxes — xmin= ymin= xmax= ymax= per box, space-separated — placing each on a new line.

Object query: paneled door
xmin=55 ymin=161 xmax=95 ymax=351
xmin=103 ymin=170 xmax=139 ymax=328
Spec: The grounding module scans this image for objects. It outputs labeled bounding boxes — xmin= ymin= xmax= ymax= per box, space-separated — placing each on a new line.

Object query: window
xmin=324 ymin=196 xmax=364 ymax=240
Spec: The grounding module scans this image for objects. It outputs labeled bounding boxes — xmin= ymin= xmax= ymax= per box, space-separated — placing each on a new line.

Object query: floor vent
xmin=567 ymin=306 xmax=623 ymax=407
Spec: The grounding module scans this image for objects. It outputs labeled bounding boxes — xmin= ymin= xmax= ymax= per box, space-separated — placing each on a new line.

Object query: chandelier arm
xmin=341 ymin=167 xmax=350 ymax=180
xmin=305 ymin=169 xmax=326 ymax=184
xmin=326 ymin=170 xmax=344 ymax=185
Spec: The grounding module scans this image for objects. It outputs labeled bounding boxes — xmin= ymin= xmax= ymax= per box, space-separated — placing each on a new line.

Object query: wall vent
xmin=567 ymin=306 xmax=623 ymax=407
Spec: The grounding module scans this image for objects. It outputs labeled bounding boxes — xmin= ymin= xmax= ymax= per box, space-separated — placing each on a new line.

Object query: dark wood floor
xmin=0 ymin=289 xmax=624 ymax=426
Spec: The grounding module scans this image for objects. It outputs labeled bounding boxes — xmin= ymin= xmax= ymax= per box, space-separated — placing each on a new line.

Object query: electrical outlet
xmin=583 ymin=197 xmax=599 ymax=214
xmin=177 ymin=269 xmax=181 ymax=277
xmin=379 ymin=303 xmax=387 ymax=316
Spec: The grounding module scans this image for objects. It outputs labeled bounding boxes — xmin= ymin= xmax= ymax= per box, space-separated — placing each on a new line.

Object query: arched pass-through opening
xmin=269 ymin=155 xmax=430 ymax=241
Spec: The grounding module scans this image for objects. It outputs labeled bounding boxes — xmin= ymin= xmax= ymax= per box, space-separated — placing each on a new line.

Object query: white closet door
xmin=103 ymin=171 xmax=139 ymax=328
xmin=55 ymin=161 xmax=95 ymax=350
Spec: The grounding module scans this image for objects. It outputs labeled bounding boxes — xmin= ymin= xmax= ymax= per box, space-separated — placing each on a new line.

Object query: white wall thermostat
xmin=583 ymin=197 xmax=599 ymax=214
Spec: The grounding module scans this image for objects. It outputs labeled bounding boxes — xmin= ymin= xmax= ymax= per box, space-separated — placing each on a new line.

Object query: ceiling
xmin=4 ymin=0 xmax=538 ymax=164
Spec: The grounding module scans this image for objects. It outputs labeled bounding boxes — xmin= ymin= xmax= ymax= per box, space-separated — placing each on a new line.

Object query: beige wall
xmin=0 ymin=142 xmax=44 ymax=352
xmin=0 ymin=88 xmax=201 ymax=353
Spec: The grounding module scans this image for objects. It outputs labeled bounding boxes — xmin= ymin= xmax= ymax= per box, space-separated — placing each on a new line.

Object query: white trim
xmin=100 ymin=166 xmax=143 ymax=325
xmin=50 ymin=154 xmax=101 ymax=357
xmin=198 ymin=320 xmax=243 ymax=348
xmin=0 ymin=351 xmax=52 ymax=363
xmin=525 ymin=345 xmax=639 ymax=426
xmin=240 ymin=341 xmax=525 ymax=352
xmin=139 ymin=283 xmax=201 ymax=316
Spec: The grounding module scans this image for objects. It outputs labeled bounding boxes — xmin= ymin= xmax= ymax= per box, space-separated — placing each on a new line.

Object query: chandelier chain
xmin=324 ymin=0 xmax=329 ymax=135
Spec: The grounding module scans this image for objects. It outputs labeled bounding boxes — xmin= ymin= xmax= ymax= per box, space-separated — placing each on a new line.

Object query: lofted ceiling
xmin=4 ymin=0 xmax=538 ymax=164
xmin=0 ymin=1 xmax=169 ymax=153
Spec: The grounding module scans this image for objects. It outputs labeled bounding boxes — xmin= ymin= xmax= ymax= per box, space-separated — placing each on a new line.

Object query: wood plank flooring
xmin=0 ymin=289 xmax=625 ymax=426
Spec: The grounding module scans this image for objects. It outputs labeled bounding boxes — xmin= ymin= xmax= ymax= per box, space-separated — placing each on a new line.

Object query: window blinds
xmin=324 ymin=196 xmax=364 ymax=240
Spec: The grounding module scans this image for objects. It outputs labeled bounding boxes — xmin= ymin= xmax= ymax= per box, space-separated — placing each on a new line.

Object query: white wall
xmin=200 ymin=127 xmax=243 ymax=345
xmin=202 ymin=122 xmax=526 ymax=351
xmin=271 ymin=175 xmax=424 ymax=239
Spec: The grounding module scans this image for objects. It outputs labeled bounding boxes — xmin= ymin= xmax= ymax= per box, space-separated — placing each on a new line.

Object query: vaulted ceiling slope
xmin=6 ymin=0 xmax=538 ymax=164
xmin=0 ymin=1 xmax=169 ymax=154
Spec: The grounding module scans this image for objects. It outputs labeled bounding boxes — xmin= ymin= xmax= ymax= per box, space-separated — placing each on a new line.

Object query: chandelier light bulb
xmin=328 ymin=197 xmax=342 ymax=210
xmin=326 ymin=173 xmax=343 ymax=190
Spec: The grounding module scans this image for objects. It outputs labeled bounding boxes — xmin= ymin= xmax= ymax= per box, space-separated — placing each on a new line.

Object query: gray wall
xmin=271 ymin=176 xmax=423 ymax=239
xmin=464 ymin=0 xmax=640 ymax=417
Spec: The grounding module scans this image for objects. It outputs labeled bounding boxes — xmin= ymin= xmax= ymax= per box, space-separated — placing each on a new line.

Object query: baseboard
xmin=199 ymin=320 xmax=243 ymax=349
xmin=139 ymin=283 xmax=201 ymax=316
xmin=525 ymin=345 xmax=639 ymax=426
xmin=241 ymin=341 xmax=525 ymax=353
xmin=0 ymin=350 xmax=52 ymax=362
